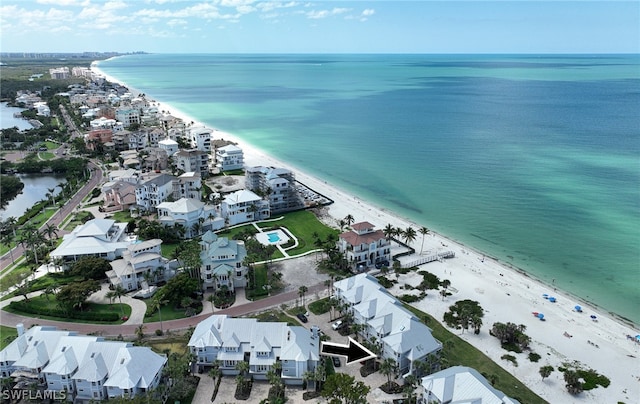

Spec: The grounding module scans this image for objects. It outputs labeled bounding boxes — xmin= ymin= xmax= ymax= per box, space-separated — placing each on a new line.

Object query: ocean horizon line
xmin=94 ymin=54 xmax=640 ymax=325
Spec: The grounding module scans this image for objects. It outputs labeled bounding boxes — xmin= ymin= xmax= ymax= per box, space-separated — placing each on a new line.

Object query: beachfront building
xmin=0 ymin=325 xmax=167 ymax=402
xmin=101 ymin=180 xmax=137 ymax=213
xmin=334 ymin=274 xmax=442 ymax=379
xmin=338 ymin=222 xmax=391 ymax=270
xmin=188 ymin=315 xmax=320 ymax=385
xmin=215 ymin=144 xmax=244 ymax=172
xmin=106 ymin=239 xmax=173 ymax=292
xmin=245 ymin=166 xmax=305 ymax=214
xmin=188 ymin=127 xmax=212 ymax=152
xmin=199 ymin=231 xmax=247 ymax=291
xmin=173 ymin=149 xmax=210 ymax=178
xmin=156 ymin=198 xmax=223 ymax=238
xmin=419 ymin=366 xmax=521 ymax=404
xmin=220 ymin=189 xmax=270 ymax=226
xmin=115 ymin=107 xmax=141 ymax=128
xmin=159 ymin=138 xmax=179 ymax=157
xmin=134 ymin=173 xmax=175 ymax=213
xmin=173 ymin=171 xmax=201 ymax=200
xmin=49 ymin=219 xmax=135 ymax=265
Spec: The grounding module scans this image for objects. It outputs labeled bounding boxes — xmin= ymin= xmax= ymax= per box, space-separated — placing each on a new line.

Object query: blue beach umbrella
xmin=537 ymin=313 xmax=545 ymax=320
xmin=590 ymin=314 xmax=597 ymax=320
xmin=549 ymin=297 xmax=557 ymax=303
xmin=574 ymin=305 xmax=582 ymax=312
xmin=542 ymin=294 xmax=549 ymax=299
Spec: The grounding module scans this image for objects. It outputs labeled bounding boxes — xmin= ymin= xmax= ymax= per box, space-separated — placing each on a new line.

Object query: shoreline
xmin=91 ymin=61 xmax=640 ymax=403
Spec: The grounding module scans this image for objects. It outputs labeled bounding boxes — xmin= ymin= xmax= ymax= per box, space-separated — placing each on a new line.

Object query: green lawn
xmin=0 ymin=325 xmax=18 ymax=350
xmin=160 ymin=243 xmax=180 ymax=260
xmin=246 ymin=265 xmax=269 ymax=300
xmin=3 ymin=294 xmax=131 ymax=324
xmin=39 ymin=151 xmax=56 ymax=160
xmin=257 ymin=210 xmax=338 ymax=256
xmin=143 ymin=301 xmax=202 ymax=324
xmin=253 ymin=309 xmax=301 ymax=326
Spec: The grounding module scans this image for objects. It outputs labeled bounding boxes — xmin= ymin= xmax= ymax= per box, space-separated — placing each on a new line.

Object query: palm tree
xmin=152 ymin=295 xmax=168 ymax=333
xmin=383 ymin=224 xmax=395 ymax=242
xmin=379 ymin=358 xmax=397 ymax=390
xmin=418 ymin=226 xmax=430 ymax=254
xmin=47 ymin=187 xmax=56 ymax=207
xmin=207 ymin=293 xmax=216 ymax=312
xmin=1 ymin=233 xmax=15 ymax=263
xmin=403 ymin=226 xmax=417 ymax=246
xmin=5 ymin=216 xmax=18 ymax=238
xmin=41 ymin=223 xmax=59 ymax=247
xmin=344 ymin=214 xmax=355 ymax=227
xmin=112 ymin=285 xmax=127 ymax=318
xmin=135 ymin=324 xmax=145 ymax=341
xmin=298 ymin=285 xmax=308 ymax=307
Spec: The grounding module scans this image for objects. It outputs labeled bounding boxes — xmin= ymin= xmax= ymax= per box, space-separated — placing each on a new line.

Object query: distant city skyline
xmin=1 ymin=1 xmax=638 ymax=54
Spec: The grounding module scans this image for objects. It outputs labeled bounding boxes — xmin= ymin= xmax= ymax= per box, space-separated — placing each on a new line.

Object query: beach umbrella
xmin=542 ymin=294 xmax=549 ymax=299
xmin=574 ymin=305 xmax=582 ymax=312
xmin=636 ymin=335 xmax=640 ymax=342
xmin=537 ymin=313 xmax=545 ymax=319
xmin=590 ymin=314 xmax=597 ymax=320
xmin=549 ymin=297 xmax=557 ymax=303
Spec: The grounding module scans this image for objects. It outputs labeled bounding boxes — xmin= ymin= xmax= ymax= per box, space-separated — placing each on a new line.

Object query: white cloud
xmin=362 ymin=8 xmax=375 ymax=17
xmin=36 ymin=0 xmax=89 ymax=6
xmin=256 ymin=1 xmax=299 ymax=13
xmin=167 ymin=18 xmax=187 ymax=26
xmin=135 ymin=3 xmax=239 ymax=20
xmin=306 ymin=7 xmax=350 ymax=19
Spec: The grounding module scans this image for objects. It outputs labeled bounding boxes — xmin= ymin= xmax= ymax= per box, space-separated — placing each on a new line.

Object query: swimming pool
xmin=256 ymin=228 xmax=291 ymax=246
xmin=267 ymin=232 xmax=280 ymax=243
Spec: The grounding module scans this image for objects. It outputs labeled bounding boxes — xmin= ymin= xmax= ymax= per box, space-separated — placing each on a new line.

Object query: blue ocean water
xmin=98 ymin=54 xmax=640 ymax=324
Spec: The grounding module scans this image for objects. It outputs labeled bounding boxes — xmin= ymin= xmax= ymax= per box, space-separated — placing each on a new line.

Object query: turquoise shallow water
xmin=98 ymin=54 xmax=640 ymax=324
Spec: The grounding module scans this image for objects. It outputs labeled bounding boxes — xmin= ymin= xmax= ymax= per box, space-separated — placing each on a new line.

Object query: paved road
xmin=0 ymin=282 xmax=326 ymax=336
xmin=0 ymin=160 xmax=103 ymax=273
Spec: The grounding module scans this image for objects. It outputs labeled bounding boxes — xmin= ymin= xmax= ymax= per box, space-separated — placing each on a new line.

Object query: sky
xmin=1 ymin=0 xmax=638 ymax=54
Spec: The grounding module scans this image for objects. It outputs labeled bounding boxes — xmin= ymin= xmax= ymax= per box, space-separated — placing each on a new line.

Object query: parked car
xmin=332 ymin=356 xmax=341 ymax=367
xmin=296 ymin=313 xmax=308 ymax=323
xmin=331 ymin=320 xmax=343 ymax=330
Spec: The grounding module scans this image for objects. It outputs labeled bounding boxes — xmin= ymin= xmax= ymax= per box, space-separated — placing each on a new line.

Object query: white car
xmin=331 ymin=320 xmax=343 ymax=330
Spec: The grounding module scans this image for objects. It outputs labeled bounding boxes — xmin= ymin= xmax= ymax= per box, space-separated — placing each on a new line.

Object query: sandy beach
xmin=93 ymin=64 xmax=640 ymax=403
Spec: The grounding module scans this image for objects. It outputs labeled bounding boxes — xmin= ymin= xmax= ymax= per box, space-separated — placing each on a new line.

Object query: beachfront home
xmin=220 ymin=189 xmax=270 ymax=226
xmin=334 ymin=274 xmax=442 ymax=378
xmin=215 ymin=144 xmax=244 ymax=172
xmin=49 ymin=219 xmax=135 ymax=265
xmin=0 ymin=324 xmax=167 ymax=402
xmin=419 ymin=366 xmax=521 ymax=404
xmin=245 ymin=166 xmax=305 ymax=213
xmin=188 ymin=315 xmax=320 ymax=385
xmin=173 ymin=149 xmax=210 ymax=178
xmin=188 ymin=127 xmax=212 ymax=152
xmin=199 ymin=231 xmax=247 ymax=291
xmin=156 ymin=198 xmax=223 ymax=238
xmin=106 ymin=239 xmax=173 ymax=292
xmin=338 ymin=221 xmax=391 ymax=270
xmin=134 ymin=173 xmax=175 ymax=212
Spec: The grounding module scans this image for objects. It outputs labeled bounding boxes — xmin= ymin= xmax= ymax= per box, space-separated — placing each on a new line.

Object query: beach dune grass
xmin=404 ymin=304 xmax=545 ymax=404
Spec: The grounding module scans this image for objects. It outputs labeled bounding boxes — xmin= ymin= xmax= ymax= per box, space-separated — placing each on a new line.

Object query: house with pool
xmin=199 ymin=230 xmax=248 ymax=292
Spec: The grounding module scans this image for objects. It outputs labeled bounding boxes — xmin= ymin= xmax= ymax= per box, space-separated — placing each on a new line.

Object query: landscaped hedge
xmin=8 ymin=301 xmax=120 ymax=322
